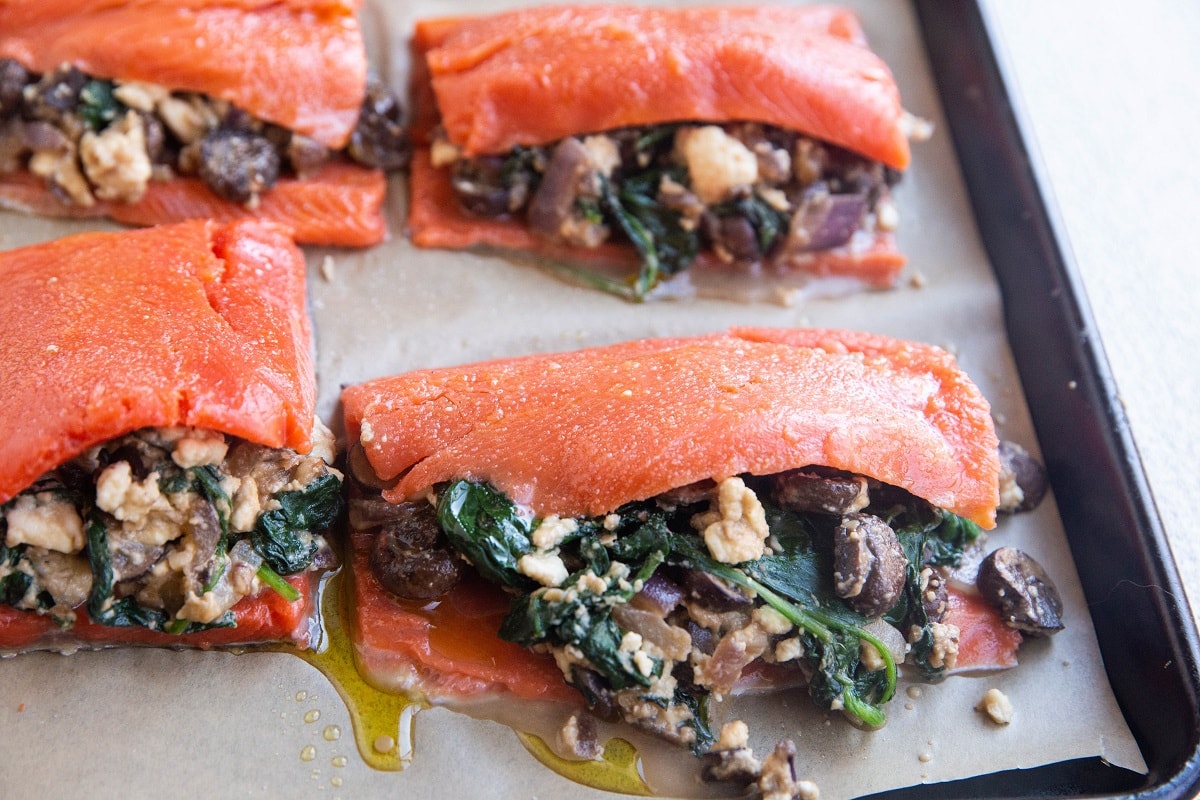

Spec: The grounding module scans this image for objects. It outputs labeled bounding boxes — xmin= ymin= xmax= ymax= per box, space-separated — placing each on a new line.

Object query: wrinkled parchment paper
xmin=0 ymin=2 xmax=1144 ymax=798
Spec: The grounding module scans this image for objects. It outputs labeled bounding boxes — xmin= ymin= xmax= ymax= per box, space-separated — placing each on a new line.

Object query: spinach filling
xmin=0 ymin=429 xmax=342 ymax=636
xmin=430 ymin=477 xmax=979 ymax=744
xmin=443 ymin=120 xmax=897 ymax=300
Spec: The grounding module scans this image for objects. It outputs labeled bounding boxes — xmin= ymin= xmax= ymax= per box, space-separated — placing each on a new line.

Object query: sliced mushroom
xmin=0 ymin=58 xmax=30 ymax=115
xmin=701 ymin=211 xmax=761 ymax=263
xmin=770 ymin=468 xmax=869 ymax=515
xmin=997 ymin=440 xmax=1049 ymax=513
xmin=369 ymin=502 xmax=461 ymax=600
xmin=527 ymin=137 xmax=609 ymax=246
xmin=346 ymin=441 xmax=390 ymax=493
xmin=920 ymin=566 xmax=950 ymax=623
xmin=347 ymin=79 xmax=410 ymax=171
xmin=833 ymin=513 xmax=906 ymax=617
xmin=570 ymin=666 xmax=617 ymax=720
xmin=977 ymin=547 xmax=1064 ymax=636
xmin=198 ymin=128 xmax=280 ymax=203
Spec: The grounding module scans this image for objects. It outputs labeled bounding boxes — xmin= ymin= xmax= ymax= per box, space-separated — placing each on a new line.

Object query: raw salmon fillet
xmin=350 ymin=530 xmax=578 ymax=703
xmin=946 ymin=586 xmax=1024 ymax=672
xmin=0 ymin=219 xmax=314 ymax=504
xmin=343 ymin=328 xmax=1001 ymax=529
xmin=0 ymin=0 xmax=390 ymax=245
xmin=415 ymin=5 xmax=909 ymax=167
xmin=0 ymin=0 xmax=367 ymax=148
xmin=0 ymin=163 xmax=388 ymax=248
xmin=0 ymin=574 xmax=319 ymax=650
xmin=408 ymin=5 xmax=913 ymax=290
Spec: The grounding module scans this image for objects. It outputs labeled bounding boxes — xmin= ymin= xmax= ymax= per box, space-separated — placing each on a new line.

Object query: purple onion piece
xmin=630 ymin=571 xmax=685 ymax=616
xmin=789 ymin=190 xmax=867 ymax=253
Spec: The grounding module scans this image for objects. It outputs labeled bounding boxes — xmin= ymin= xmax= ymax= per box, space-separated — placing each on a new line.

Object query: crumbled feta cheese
xmin=774 ymin=636 xmax=804 ymax=663
xmin=80 ymin=110 xmax=153 ymax=202
xmin=752 ymin=605 xmax=793 ymax=636
xmin=532 ymin=515 xmax=578 ymax=550
xmin=695 ymin=477 xmax=770 ymax=564
xmin=577 ymin=570 xmax=608 ymax=596
xmin=715 ymin=719 xmax=750 ymax=751
xmin=171 ymin=429 xmax=229 ymax=468
xmin=674 ymin=125 xmax=759 ymax=205
xmin=633 ymin=650 xmax=655 ymax=678
xmin=4 ymin=493 xmax=85 ymax=554
xmin=359 ymin=420 xmax=375 ymax=443
xmin=230 ymin=476 xmax=262 ymax=533
xmin=429 ymin=137 xmax=461 ymax=167
xmin=517 ymin=551 xmax=570 ymax=587
xmin=310 ymin=418 xmax=337 ymax=465
xmin=976 ymin=688 xmax=1014 ymax=725
xmin=926 ymin=622 xmax=960 ymax=670
xmin=581 ymin=134 xmax=621 ymax=177
xmin=112 ymin=81 xmax=169 ymax=112
xmin=859 ymin=639 xmax=889 ymax=672
xmin=875 ymin=198 xmax=900 ymax=232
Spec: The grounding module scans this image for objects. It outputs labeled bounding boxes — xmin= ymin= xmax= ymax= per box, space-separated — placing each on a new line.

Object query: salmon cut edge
xmin=0 ymin=162 xmax=388 ymax=248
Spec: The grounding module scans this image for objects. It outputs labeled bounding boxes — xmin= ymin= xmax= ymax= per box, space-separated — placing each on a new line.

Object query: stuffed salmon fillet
xmin=0 ymin=0 xmax=408 ymax=245
xmin=342 ymin=329 xmax=1061 ymax=792
xmin=410 ymin=5 xmax=926 ymax=299
xmin=0 ymin=220 xmax=342 ymax=651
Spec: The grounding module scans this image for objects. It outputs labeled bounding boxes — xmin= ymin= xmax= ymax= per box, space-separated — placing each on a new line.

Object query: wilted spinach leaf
xmin=85 ymin=515 xmax=234 ymax=633
xmin=437 ymin=479 xmax=538 ymax=590
xmin=251 ymin=472 xmax=341 ymax=575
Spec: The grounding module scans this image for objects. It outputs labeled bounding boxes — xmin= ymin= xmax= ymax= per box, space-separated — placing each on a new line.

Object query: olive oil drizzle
xmin=517 ymin=732 xmax=654 ymax=797
xmin=285 ymin=568 xmax=657 ymax=795
xmin=290 ymin=570 xmax=419 ymax=771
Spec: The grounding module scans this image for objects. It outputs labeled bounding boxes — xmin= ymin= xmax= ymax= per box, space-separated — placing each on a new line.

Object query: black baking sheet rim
xmin=863 ymin=2 xmax=1200 ymax=799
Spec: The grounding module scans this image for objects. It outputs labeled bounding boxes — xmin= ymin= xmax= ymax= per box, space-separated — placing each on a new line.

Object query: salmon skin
xmin=344 ymin=327 xmax=999 ymax=529
xmin=409 ymin=5 xmax=917 ymax=299
xmin=0 ymin=221 xmax=339 ymax=651
xmin=0 ymin=0 xmax=367 ymax=148
xmin=0 ymin=0 xmax=397 ymax=246
xmin=342 ymin=329 xmax=1041 ymax=757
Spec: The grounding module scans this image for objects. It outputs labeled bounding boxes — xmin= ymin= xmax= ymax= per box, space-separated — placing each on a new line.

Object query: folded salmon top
xmin=410 ymin=5 xmax=920 ymax=298
xmin=0 ymin=220 xmax=341 ymax=648
xmin=342 ymin=330 xmax=1062 ymax=791
xmin=343 ymin=327 xmax=999 ymax=528
xmin=417 ymin=5 xmax=909 ymax=167
xmin=0 ymin=0 xmax=409 ymax=245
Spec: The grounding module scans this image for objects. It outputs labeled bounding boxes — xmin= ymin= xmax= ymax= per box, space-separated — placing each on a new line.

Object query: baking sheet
xmin=0 ymin=1 xmax=1150 ymax=798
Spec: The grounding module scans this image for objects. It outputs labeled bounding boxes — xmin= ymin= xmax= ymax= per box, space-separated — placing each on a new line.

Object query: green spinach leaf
xmin=251 ymin=471 xmax=341 ymax=575
xmin=437 ymin=479 xmax=538 ymax=590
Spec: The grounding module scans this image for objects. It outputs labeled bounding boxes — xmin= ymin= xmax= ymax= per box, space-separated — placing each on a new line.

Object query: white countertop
xmin=983 ymin=0 xmax=1200 ymax=633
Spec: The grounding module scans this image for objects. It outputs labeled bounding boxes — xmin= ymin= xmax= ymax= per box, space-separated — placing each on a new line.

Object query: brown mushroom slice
xmin=997 ymin=440 xmax=1049 ymax=513
xmin=976 ymin=547 xmax=1064 ymax=636
xmin=832 ymin=512 xmax=906 ymax=617
xmin=368 ymin=502 xmax=462 ymax=600
xmin=770 ymin=468 xmax=869 ymax=515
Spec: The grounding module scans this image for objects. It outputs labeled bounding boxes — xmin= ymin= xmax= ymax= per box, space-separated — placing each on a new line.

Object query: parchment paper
xmin=0 ymin=2 xmax=1145 ymax=798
